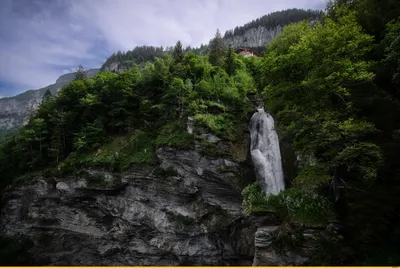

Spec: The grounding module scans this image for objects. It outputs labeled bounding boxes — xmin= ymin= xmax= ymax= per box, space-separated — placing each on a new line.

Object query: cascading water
xmin=249 ymin=107 xmax=285 ymax=196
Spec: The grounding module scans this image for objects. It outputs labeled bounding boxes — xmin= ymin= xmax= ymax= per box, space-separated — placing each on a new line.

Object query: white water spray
xmin=249 ymin=108 xmax=285 ymax=196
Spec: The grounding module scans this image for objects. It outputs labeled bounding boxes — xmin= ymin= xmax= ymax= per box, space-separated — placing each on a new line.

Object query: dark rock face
xmin=0 ymin=148 xmax=256 ymax=265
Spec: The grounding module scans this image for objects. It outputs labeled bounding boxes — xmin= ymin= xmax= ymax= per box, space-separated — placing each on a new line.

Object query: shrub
xmin=293 ymin=164 xmax=332 ymax=189
xmin=266 ymin=188 xmax=335 ymax=226
xmin=155 ymin=122 xmax=194 ymax=149
xmin=194 ymin=113 xmax=234 ymax=139
xmin=242 ymin=182 xmax=335 ymax=225
xmin=242 ymin=181 xmax=269 ymax=213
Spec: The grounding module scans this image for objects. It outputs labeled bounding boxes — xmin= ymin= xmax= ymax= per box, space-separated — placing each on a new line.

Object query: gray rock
xmin=0 ymin=148 xmax=255 ymax=265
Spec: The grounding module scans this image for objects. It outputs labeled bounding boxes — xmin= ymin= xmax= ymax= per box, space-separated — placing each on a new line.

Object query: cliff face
xmin=0 ymin=69 xmax=100 ymax=135
xmin=224 ymin=25 xmax=284 ymax=49
xmin=0 ymin=136 xmax=340 ymax=266
xmin=0 ymin=144 xmax=256 ymax=265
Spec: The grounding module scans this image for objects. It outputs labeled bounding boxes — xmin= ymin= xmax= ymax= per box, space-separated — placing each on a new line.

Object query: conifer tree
xmin=74 ymin=65 xmax=87 ymax=81
xmin=42 ymin=89 xmax=52 ymax=102
xmin=225 ymin=47 xmax=237 ymax=76
xmin=173 ymin=40 xmax=184 ymax=63
xmin=209 ymin=29 xmax=228 ymax=67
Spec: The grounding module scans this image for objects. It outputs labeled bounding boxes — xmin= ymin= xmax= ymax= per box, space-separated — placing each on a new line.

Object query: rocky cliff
xmin=224 ymin=25 xmax=284 ymax=49
xmin=0 ymin=138 xmax=256 ymax=265
xmin=0 ymin=129 xmax=339 ymax=265
xmin=0 ymin=69 xmax=99 ymax=137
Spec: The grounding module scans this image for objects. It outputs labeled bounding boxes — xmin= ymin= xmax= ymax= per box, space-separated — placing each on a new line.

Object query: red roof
xmin=235 ymin=48 xmax=260 ymax=57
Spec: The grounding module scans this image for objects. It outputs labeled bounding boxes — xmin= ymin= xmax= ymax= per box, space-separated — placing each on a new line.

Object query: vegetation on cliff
xmin=0 ymin=37 xmax=255 ymax=189
xmin=1 ymin=1 xmax=400 ymax=265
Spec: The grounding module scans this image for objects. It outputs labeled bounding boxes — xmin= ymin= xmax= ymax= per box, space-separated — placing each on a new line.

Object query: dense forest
xmin=100 ymin=44 xmax=210 ymax=72
xmin=1 ymin=0 xmax=400 ymax=265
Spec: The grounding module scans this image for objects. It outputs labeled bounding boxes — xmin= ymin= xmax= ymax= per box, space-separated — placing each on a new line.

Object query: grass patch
xmin=242 ymin=182 xmax=335 ymax=226
xmin=64 ymin=130 xmax=158 ymax=171
xmin=155 ymin=122 xmax=194 ymax=149
xmin=194 ymin=113 xmax=235 ymax=139
xmin=242 ymin=181 xmax=269 ymax=213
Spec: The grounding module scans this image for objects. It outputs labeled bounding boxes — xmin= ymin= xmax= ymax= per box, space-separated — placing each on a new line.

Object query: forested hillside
xmin=0 ymin=34 xmax=255 ymax=191
xmin=1 ymin=0 xmax=400 ymax=265
xmin=100 ymin=9 xmax=322 ymax=72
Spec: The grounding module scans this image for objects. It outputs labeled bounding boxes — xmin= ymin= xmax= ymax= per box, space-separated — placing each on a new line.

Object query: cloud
xmin=0 ymin=0 xmax=327 ymax=97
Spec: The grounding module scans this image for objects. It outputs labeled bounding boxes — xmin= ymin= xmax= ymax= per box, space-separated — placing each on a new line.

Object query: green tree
xmin=209 ymin=29 xmax=228 ymax=67
xmin=173 ymin=40 xmax=184 ymax=63
xmin=74 ymin=65 xmax=87 ymax=81
xmin=381 ymin=19 xmax=400 ymax=95
xmin=260 ymin=9 xmax=379 ymax=182
xmin=225 ymin=47 xmax=237 ymax=76
xmin=42 ymin=89 xmax=52 ymax=102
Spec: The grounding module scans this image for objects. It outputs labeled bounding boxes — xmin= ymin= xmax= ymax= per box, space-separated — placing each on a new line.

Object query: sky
xmin=0 ymin=0 xmax=327 ymax=97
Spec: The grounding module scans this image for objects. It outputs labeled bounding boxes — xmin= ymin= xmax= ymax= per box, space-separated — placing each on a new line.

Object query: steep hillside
xmin=2 ymin=1 xmax=400 ymax=265
xmin=0 ymin=69 xmax=100 ymax=140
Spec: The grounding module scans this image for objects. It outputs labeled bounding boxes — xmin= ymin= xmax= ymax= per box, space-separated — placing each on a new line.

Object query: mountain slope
xmin=0 ymin=69 xmax=100 ymax=139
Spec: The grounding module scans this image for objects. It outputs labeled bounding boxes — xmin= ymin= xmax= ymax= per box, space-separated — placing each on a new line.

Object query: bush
xmin=293 ymin=164 xmax=332 ymax=189
xmin=155 ymin=122 xmax=194 ymax=149
xmin=269 ymin=228 xmax=305 ymax=254
xmin=74 ymin=130 xmax=158 ymax=171
xmin=266 ymin=188 xmax=335 ymax=226
xmin=242 ymin=182 xmax=335 ymax=225
xmin=242 ymin=181 xmax=269 ymax=213
xmin=194 ymin=113 xmax=234 ymax=139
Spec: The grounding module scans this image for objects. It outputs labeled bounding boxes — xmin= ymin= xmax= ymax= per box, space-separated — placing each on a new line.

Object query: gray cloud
xmin=0 ymin=0 xmax=327 ymax=96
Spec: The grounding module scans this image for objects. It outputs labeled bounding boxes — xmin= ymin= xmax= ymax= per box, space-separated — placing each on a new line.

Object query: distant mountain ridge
xmin=0 ymin=69 xmax=100 ymax=141
xmin=100 ymin=8 xmax=322 ymax=73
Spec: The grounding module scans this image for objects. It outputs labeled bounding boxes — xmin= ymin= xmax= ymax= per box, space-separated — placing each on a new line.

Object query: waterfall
xmin=249 ymin=108 xmax=285 ymax=196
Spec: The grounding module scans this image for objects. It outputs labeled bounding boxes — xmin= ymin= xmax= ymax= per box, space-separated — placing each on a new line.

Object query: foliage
xmin=381 ymin=19 xmax=400 ymax=89
xmin=242 ymin=181 xmax=269 ymax=213
xmin=194 ymin=114 xmax=235 ymax=139
xmin=259 ymin=10 xmax=382 ymax=184
xmin=74 ymin=65 xmax=87 ymax=81
xmin=268 ymin=228 xmax=305 ymax=255
xmin=155 ymin=122 xmax=194 ymax=149
xmin=242 ymin=182 xmax=334 ymax=226
xmin=209 ymin=29 xmax=228 ymax=67
xmin=73 ymin=130 xmax=158 ymax=170
xmin=293 ymin=164 xmax=332 ymax=188
xmin=0 ymin=46 xmax=255 ymax=187
xmin=265 ymin=188 xmax=335 ymax=226
xmin=173 ymin=40 xmax=184 ymax=63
